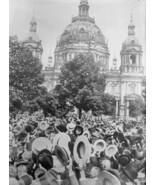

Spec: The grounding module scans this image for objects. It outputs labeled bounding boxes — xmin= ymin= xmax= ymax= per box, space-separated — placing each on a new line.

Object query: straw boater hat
xmin=55 ymin=132 xmax=71 ymax=159
xmin=34 ymin=168 xmax=46 ymax=180
xmin=73 ymin=125 xmax=84 ymax=136
xmin=55 ymin=124 xmax=67 ymax=133
xmin=93 ymin=139 xmax=106 ymax=154
xmin=24 ymin=125 xmax=34 ymax=133
xmin=117 ymin=155 xmax=131 ymax=167
xmin=73 ymin=135 xmax=91 ymax=165
xmin=39 ymin=121 xmax=48 ymax=131
xmin=32 ymin=137 xmax=52 ymax=155
xmin=105 ymin=145 xmax=118 ymax=158
xmin=55 ymin=145 xmax=70 ymax=167
xmin=97 ymin=171 xmax=121 ymax=185
xmin=53 ymin=132 xmax=70 ymax=150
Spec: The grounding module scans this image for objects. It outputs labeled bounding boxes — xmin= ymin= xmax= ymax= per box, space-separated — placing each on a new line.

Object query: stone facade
xmin=23 ymin=0 xmax=145 ymax=118
xmin=105 ymin=15 xmax=145 ymax=118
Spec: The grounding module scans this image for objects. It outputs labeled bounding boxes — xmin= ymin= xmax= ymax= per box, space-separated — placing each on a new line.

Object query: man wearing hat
xmin=31 ymin=155 xmax=79 ymax=185
xmin=15 ymin=161 xmax=33 ymax=185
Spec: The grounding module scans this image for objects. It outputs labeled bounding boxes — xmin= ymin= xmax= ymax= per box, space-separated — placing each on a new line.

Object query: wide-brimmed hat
xmin=55 ymin=124 xmax=67 ymax=133
xmin=32 ymin=137 xmax=52 ymax=155
xmin=94 ymin=139 xmax=106 ymax=154
xmin=105 ymin=145 xmax=118 ymax=158
xmin=73 ymin=126 xmax=84 ymax=136
xmin=83 ymin=130 xmax=91 ymax=139
xmin=34 ymin=168 xmax=46 ymax=179
xmin=117 ymin=154 xmax=131 ymax=167
xmin=24 ymin=125 xmax=34 ymax=133
xmin=97 ymin=171 xmax=121 ymax=185
xmin=53 ymin=132 xmax=71 ymax=150
xmin=55 ymin=145 xmax=70 ymax=167
xmin=39 ymin=121 xmax=48 ymax=131
xmin=73 ymin=135 xmax=91 ymax=165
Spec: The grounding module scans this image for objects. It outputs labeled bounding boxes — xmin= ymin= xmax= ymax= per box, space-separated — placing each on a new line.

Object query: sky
xmin=9 ymin=0 xmax=145 ymax=68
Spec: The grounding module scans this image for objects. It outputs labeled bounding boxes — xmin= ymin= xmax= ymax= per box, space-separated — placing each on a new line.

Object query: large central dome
xmin=57 ymin=17 xmax=107 ymax=47
xmin=54 ymin=0 xmax=110 ymax=72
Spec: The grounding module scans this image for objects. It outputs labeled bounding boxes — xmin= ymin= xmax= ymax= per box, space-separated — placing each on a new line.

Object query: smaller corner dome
xmin=23 ymin=32 xmax=41 ymax=43
xmin=128 ymin=20 xmax=135 ymax=28
xmin=123 ymin=35 xmax=141 ymax=46
xmin=30 ymin=16 xmax=37 ymax=24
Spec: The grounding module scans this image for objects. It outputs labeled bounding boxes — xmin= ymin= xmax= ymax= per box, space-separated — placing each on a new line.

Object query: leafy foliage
xmin=92 ymin=93 xmax=116 ymax=116
xmin=54 ymin=54 xmax=115 ymax=117
xmin=129 ymin=97 xmax=146 ymax=118
xmin=142 ymin=79 xmax=146 ymax=102
xmin=9 ymin=38 xmax=46 ymax=114
xmin=36 ymin=93 xmax=73 ymax=118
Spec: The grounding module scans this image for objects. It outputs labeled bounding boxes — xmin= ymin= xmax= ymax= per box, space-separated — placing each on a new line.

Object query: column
xmin=115 ymin=100 xmax=118 ymax=117
xmin=126 ymin=100 xmax=129 ymax=118
xmin=119 ymin=82 xmax=125 ymax=118
xmin=127 ymin=54 xmax=129 ymax=64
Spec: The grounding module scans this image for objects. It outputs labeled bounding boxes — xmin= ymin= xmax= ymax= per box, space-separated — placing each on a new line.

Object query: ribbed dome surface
xmin=57 ymin=17 xmax=108 ymax=48
xmin=123 ymin=35 xmax=141 ymax=46
xmin=23 ymin=32 xmax=41 ymax=43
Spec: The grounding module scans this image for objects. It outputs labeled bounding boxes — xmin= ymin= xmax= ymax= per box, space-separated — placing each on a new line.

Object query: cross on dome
xmin=128 ymin=13 xmax=135 ymax=36
xmin=30 ymin=16 xmax=37 ymax=32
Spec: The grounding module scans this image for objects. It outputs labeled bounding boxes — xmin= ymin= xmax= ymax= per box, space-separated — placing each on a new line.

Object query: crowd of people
xmin=9 ymin=112 xmax=146 ymax=185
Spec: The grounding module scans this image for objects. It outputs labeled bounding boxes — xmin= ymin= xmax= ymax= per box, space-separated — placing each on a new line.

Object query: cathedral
xmin=22 ymin=0 xmax=145 ymax=118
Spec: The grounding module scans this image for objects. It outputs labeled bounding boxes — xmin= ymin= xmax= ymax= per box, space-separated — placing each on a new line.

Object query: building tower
xmin=118 ymin=14 xmax=145 ymax=118
xmin=120 ymin=14 xmax=144 ymax=74
xmin=105 ymin=14 xmax=145 ymax=118
xmin=23 ymin=16 xmax=43 ymax=62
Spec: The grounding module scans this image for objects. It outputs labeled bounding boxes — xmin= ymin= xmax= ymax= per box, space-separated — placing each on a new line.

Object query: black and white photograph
xmin=9 ymin=0 xmax=146 ymax=184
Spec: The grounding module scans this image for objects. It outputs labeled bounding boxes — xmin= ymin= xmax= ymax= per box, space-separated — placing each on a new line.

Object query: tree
xmin=54 ymin=53 xmax=113 ymax=118
xmin=128 ymin=97 xmax=146 ymax=118
xmin=9 ymin=37 xmax=46 ymax=114
xmin=36 ymin=93 xmax=73 ymax=118
xmin=92 ymin=93 xmax=116 ymax=116
xmin=141 ymin=79 xmax=146 ymax=99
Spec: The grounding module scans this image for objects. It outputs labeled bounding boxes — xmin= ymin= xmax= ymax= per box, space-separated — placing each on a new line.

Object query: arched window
xmin=80 ymin=28 xmax=85 ymax=33
xmin=130 ymin=54 xmax=136 ymax=65
xmin=130 ymin=40 xmax=135 ymax=45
